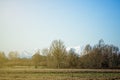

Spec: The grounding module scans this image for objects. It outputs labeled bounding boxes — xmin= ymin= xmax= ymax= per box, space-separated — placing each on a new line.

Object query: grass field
xmin=0 ymin=68 xmax=120 ymax=80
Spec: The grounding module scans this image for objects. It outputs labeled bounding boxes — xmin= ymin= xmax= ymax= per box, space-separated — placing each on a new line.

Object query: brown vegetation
xmin=0 ymin=69 xmax=120 ymax=80
xmin=0 ymin=39 xmax=120 ymax=69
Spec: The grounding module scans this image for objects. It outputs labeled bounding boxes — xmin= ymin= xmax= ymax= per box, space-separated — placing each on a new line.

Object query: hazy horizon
xmin=0 ymin=0 xmax=120 ymax=53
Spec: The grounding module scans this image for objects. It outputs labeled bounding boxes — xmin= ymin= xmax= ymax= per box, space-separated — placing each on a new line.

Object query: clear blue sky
xmin=0 ymin=0 xmax=120 ymax=53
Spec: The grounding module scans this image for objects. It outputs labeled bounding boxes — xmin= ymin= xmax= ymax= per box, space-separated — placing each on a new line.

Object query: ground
xmin=0 ymin=67 xmax=120 ymax=80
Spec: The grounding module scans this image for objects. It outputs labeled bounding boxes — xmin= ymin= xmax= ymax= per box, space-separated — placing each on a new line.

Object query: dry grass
xmin=0 ymin=68 xmax=120 ymax=80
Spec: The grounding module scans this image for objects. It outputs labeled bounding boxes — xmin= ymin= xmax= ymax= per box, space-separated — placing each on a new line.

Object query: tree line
xmin=0 ymin=39 xmax=120 ymax=69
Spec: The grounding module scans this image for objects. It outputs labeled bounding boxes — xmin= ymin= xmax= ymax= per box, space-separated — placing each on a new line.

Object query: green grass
xmin=0 ymin=68 xmax=120 ymax=80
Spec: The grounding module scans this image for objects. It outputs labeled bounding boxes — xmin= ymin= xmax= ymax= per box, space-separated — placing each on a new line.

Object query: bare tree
xmin=32 ymin=50 xmax=41 ymax=68
xmin=0 ymin=51 xmax=7 ymax=67
xmin=48 ymin=40 xmax=67 ymax=68
xmin=8 ymin=51 xmax=19 ymax=60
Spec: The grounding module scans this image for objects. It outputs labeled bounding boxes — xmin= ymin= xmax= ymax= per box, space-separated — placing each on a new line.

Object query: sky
xmin=0 ymin=0 xmax=120 ymax=54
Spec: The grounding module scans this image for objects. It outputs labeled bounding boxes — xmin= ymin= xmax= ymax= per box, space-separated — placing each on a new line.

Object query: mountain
xmin=19 ymin=51 xmax=35 ymax=58
xmin=19 ymin=46 xmax=83 ymax=58
xmin=66 ymin=46 xmax=82 ymax=55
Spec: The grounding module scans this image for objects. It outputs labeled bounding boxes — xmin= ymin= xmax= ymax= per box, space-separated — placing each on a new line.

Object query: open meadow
xmin=0 ymin=68 xmax=120 ymax=80
xmin=0 ymin=0 xmax=120 ymax=80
